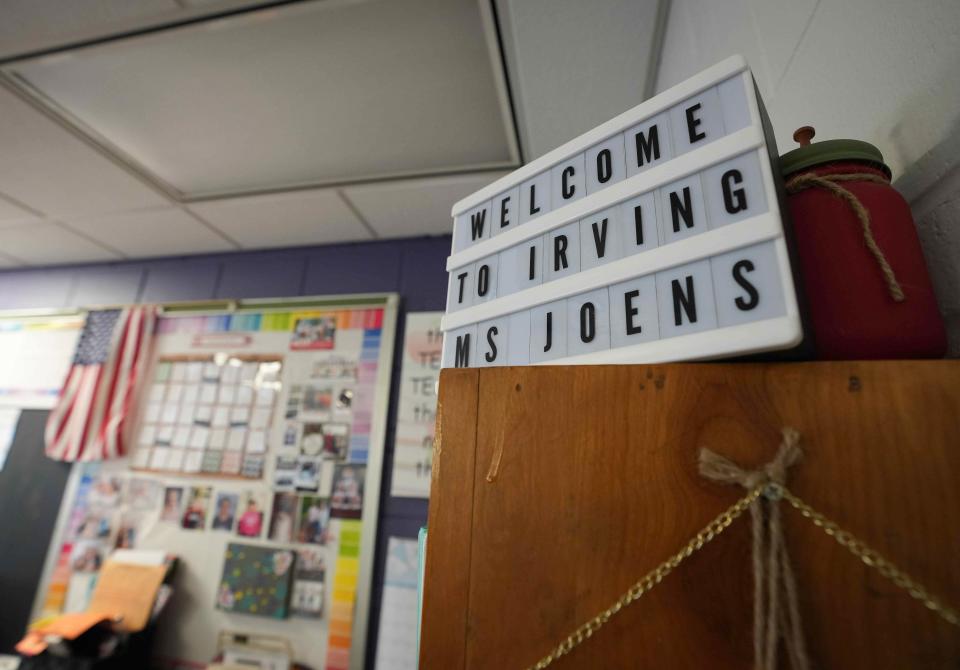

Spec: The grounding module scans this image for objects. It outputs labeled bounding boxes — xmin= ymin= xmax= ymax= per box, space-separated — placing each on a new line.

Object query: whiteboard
xmin=0 ymin=312 xmax=83 ymax=409
xmin=33 ymin=295 xmax=398 ymax=670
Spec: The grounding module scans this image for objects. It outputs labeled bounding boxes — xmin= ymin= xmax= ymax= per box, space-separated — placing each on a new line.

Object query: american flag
xmin=45 ymin=306 xmax=156 ymax=462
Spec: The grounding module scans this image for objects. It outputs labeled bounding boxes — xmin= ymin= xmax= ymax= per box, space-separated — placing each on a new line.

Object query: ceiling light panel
xmin=4 ymin=0 xmax=519 ymax=199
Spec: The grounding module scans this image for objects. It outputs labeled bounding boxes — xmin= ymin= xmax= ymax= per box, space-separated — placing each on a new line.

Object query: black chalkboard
xmin=0 ymin=410 xmax=71 ymax=652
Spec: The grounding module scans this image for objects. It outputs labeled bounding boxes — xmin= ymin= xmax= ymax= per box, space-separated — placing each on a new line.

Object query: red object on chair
xmin=781 ymin=127 xmax=946 ymax=359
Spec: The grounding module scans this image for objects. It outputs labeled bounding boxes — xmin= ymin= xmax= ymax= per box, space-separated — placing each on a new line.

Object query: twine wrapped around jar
xmin=784 ymin=172 xmax=905 ymax=303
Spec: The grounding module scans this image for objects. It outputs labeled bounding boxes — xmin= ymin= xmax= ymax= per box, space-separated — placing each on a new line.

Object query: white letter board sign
xmin=440 ymin=56 xmax=801 ymax=368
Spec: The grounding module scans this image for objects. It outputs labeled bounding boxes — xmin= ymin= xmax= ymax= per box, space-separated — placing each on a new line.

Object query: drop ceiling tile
xmin=188 ymin=190 xmax=371 ymax=249
xmin=0 ymin=216 xmax=43 ymax=231
xmin=6 ymin=0 xmax=517 ymax=197
xmin=0 ymin=193 xmax=39 ymax=222
xmin=0 ymin=1 xmax=179 ymax=59
xmin=0 ymin=2 xmax=295 ymax=60
xmin=0 ymin=85 xmax=169 ymax=218
xmin=68 ymin=206 xmax=235 ymax=258
xmin=496 ymin=0 xmax=663 ymax=159
xmin=0 ymin=221 xmax=120 ymax=265
xmin=343 ymin=173 xmax=508 ymax=239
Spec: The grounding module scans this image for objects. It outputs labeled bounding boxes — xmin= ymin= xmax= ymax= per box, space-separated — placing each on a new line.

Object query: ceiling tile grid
xmin=66 ymin=206 xmax=237 ymax=258
xmin=0 ymin=0 xmax=662 ymax=267
xmin=5 ymin=0 xmax=517 ymax=198
xmin=187 ymin=189 xmax=373 ymax=250
xmin=343 ymin=172 xmax=507 ymax=239
xmin=0 ymin=220 xmax=120 ymax=265
xmin=0 ymin=84 xmax=170 ymax=218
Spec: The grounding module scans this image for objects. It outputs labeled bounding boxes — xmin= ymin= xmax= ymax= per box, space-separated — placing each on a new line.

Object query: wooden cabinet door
xmin=421 ymin=362 xmax=960 ymax=669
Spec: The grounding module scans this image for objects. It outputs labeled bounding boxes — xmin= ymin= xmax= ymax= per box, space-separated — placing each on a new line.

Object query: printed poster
xmin=0 ymin=315 xmax=83 ymax=409
xmin=390 ymin=313 xmax=442 ymax=498
xmin=374 ymin=537 xmax=420 ymax=670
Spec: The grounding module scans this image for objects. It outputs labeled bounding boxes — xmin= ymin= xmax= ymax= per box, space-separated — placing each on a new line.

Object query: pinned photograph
xmin=285 ymin=388 xmax=302 ymax=419
xmin=283 ymin=421 xmax=300 ymax=447
xmin=297 ymin=495 xmax=330 ymax=545
xmin=236 ymin=490 xmax=266 ymax=538
xmin=182 ymin=486 xmax=212 ymax=530
xmin=295 ymin=457 xmax=321 ymax=491
xmin=161 ymin=486 xmax=184 ymax=522
xmin=70 ymin=539 xmax=106 ymax=573
xmin=301 ymin=422 xmax=349 ymax=460
xmin=291 ymin=547 xmax=326 ymax=618
xmin=114 ymin=514 xmax=139 ymax=550
xmin=127 ymin=478 xmax=161 ymax=510
xmin=290 ymin=316 xmax=336 ymax=350
xmin=311 ymin=356 xmax=357 ymax=380
xmin=320 ymin=422 xmax=350 ymax=460
xmin=303 ymin=385 xmax=333 ymax=413
xmin=88 ymin=476 xmax=123 ymax=508
xmin=274 ymin=455 xmax=298 ymax=490
xmin=268 ymin=492 xmax=298 ymax=543
xmin=330 ymin=464 xmax=365 ymax=519
xmin=300 ymin=423 xmax=325 ymax=457
xmin=211 ymin=492 xmax=238 ymax=531
xmin=74 ymin=512 xmax=113 ymax=541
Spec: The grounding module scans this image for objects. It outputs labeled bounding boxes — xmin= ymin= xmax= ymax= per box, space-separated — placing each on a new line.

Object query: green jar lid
xmin=780 ymin=126 xmax=890 ymax=178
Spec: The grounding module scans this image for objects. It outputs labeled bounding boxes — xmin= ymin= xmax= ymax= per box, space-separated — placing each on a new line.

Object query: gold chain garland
xmin=779 ymin=487 xmax=959 ymax=627
xmin=525 ymin=483 xmax=959 ymax=670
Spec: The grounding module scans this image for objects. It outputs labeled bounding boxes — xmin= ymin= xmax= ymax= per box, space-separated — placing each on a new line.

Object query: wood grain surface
xmin=419 ymin=368 xmax=480 ymax=669
xmin=421 ymin=362 xmax=960 ymax=669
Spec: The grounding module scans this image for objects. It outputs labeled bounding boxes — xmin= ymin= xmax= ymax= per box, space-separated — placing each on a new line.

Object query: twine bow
xmin=785 ymin=172 xmax=905 ymax=302
xmin=699 ymin=428 xmax=811 ymax=670
xmin=526 ymin=427 xmax=959 ymax=670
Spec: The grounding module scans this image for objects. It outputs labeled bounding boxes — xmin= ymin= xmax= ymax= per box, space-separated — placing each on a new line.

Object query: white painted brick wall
xmin=655 ymin=0 xmax=960 ymax=354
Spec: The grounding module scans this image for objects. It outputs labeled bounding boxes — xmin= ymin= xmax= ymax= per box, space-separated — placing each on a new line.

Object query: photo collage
xmin=131 ymin=355 xmax=282 ymax=479
xmin=147 ymin=343 xmax=369 ymax=621
xmin=42 ymin=471 xmax=163 ymax=614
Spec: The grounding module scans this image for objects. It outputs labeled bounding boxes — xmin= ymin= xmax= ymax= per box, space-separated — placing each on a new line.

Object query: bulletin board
xmin=32 ymin=294 xmax=398 ymax=670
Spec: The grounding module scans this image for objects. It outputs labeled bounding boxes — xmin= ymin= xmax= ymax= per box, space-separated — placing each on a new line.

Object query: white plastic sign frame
xmin=441 ymin=55 xmax=801 ymax=368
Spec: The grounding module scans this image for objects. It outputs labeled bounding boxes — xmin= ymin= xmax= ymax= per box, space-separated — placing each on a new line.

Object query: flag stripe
xmin=97 ymin=309 xmax=134 ymax=460
xmin=88 ymin=309 xmax=129 ymax=457
xmin=45 ymin=306 xmax=156 ymax=463
xmin=103 ymin=308 xmax=148 ymax=460
xmin=76 ymin=367 xmax=104 ymax=462
xmin=47 ymin=367 xmax=80 ymax=456
xmin=120 ymin=309 xmax=154 ymax=457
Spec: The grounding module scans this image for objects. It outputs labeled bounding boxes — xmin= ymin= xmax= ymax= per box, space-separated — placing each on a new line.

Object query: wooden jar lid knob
xmin=793 ymin=126 xmax=816 ymax=146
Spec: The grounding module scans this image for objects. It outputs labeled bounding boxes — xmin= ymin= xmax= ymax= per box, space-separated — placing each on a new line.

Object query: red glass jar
xmin=781 ymin=127 xmax=946 ymax=359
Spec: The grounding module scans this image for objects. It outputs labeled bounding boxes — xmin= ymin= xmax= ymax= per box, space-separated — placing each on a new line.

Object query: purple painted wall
xmin=0 ymin=234 xmax=450 ymax=667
